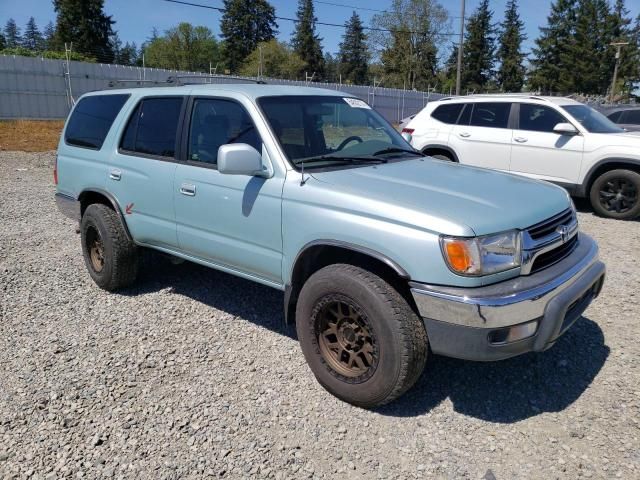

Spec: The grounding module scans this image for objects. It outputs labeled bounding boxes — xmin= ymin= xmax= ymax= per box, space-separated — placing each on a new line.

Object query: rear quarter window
xmin=431 ymin=103 xmax=464 ymax=124
xmin=65 ymin=94 xmax=129 ymax=149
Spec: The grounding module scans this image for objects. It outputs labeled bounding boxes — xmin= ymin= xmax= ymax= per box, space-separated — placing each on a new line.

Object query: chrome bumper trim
xmin=410 ymin=233 xmax=602 ymax=328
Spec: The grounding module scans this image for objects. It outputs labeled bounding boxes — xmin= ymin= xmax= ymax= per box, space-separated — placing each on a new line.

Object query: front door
xmin=509 ymin=103 xmax=584 ymax=184
xmin=173 ymin=97 xmax=284 ymax=284
xmin=448 ymin=102 xmax=513 ymax=171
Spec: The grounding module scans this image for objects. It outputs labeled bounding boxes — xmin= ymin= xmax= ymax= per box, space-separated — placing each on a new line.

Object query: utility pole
xmin=258 ymin=44 xmax=263 ymax=79
xmin=609 ymin=42 xmax=629 ymax=103
xmin=455 ymin=0 xmax=465 ymax=96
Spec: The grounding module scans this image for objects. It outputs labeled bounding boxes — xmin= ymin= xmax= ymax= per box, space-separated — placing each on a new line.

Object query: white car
xmin=403 ymin=95 xmax=640 ymax=220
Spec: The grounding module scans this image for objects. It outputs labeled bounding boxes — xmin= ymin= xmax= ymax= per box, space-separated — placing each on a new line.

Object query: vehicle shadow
xmin=121 ymin=254 xmax=609 ymax=423
xmin=376 ymin=316 xmax=609 ymax=422
xmin=120 ymin=253 xmax=296 ymax=340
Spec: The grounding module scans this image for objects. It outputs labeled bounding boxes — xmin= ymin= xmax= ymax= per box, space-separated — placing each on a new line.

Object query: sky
xmin=1 ymin=0 xmax=639 ymax=58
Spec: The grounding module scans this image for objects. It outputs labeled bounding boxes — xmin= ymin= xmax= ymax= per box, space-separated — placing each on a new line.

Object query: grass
xmin=0 ymin=120 xmax=64 ymax=152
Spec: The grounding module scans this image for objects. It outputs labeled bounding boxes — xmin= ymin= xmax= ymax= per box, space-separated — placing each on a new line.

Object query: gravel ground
xmin=0 ymin=151 xmax=639 ymax=480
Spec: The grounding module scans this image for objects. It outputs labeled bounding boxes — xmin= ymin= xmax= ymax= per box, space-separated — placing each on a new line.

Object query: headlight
xmin=440 ymin=230 xmax=522 ymax=276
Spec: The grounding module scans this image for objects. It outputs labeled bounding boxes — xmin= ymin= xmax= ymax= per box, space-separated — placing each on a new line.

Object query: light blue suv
xmin=55 ymin=83 xmax=606 ymax=407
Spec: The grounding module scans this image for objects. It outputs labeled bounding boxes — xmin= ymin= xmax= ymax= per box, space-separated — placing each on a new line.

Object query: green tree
xmin=529 ymin=0 xmax=578 ymax=93
xmin=462 ymin=0 xmax=496 ymax=92
xmin=220 ymin=0 xmax=277 ymax=73
xmin=4 ymin=19 xmax=22 ymax=48
xmin=23 ymin=17 xmax=45 ymax=51
xmin=338 ymin=12 xmax=368 ymax=85
xmin=324 ymin=52 xmax=340 ymax=82
xmin=497 ymin=0 xmax=526 ymax=92
xmin=145 ymin=23 xmax=222 ymax=72
xmin=291 ymin=0 xmax=325 ymax=79
xmin=605 ymin=0 xmax=637 ymax=97
xmin=370 ymin=0 xmax=449 ymax=90
xmin=118 ymin=42 xmax=138 ymax=66
xmin=51 ymin=0 xmax=115 ymax=63
xmin=43 ymin=21 xmax=56 ymax=50
xmin=436 ymin=45 xmax=459 ymax=94
xmin=239 ymin=39 xmax=304 ymax=79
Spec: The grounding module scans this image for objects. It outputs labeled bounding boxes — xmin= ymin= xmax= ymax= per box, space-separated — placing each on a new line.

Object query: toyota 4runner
xmin=55 ymin=84 xmax=606 ymax=408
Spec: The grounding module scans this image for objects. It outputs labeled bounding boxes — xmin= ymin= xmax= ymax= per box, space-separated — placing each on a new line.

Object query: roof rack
xmin=168 ymin=74 xmax=267 ymax=85
xmin=107 ymin=79 xmax=175 ymax=88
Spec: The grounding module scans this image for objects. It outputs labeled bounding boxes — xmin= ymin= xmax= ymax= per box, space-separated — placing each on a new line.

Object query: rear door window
xmin=431 ymin=104 xmax=464 ymax=124
xmin=120 ymin=97 xmax=184 ymax=158
xmin=65 ymin=94 xmax=129 ymax=149
xmin=518 ymin=104 xmax=567 ymax=132
xmin=469 ymin=102 xmax=511 ymax=129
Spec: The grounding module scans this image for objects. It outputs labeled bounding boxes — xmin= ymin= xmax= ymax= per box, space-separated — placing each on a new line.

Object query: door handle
xmin=514 ymin=137 xmax=528 ymax=143
xmin=180 ymin=183 xmax=196 ymax=196
xmin=459 ymin=131 xmax=471 ymax=138
xmin=109 ymin=169 xmax=122 ymax=181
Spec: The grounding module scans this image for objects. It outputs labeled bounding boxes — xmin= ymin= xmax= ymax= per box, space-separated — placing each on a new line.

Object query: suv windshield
xmin=562 ymin=105 xmax=624 ymax=134
xmin=258 ymin=95 xmax=414 ymax=168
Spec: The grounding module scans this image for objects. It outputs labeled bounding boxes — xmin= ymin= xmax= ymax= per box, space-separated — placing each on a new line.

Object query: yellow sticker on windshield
xmin=343 ymin=98 xmax=371 ymax=109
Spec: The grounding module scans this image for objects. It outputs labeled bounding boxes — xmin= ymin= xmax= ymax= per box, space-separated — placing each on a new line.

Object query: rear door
xmin=173 ymin=96 xmax=284 ymax=284
xmin=509 ymin=103 xmax=584 ymax=185
xmin=448 ymin=102 xmax=513 ymax=171
xmin=107 ymin=96 xmax=185 ymax=249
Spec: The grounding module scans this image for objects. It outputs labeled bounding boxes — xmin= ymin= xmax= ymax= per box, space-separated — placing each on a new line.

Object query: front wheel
xmin=295 ymin=264 xmax=428 ymax=408
xmin=589 ymin=169 xmax=640 ymax=220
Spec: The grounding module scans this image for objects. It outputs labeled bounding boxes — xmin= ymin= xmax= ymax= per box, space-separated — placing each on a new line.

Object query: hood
xmin=309 ymin=158 xmax=570 ymax=236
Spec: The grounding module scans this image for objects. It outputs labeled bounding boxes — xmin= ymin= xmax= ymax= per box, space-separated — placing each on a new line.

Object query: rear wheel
xmin=589 ymin=169 xmax=640 ymax=220
xmin=80 ymin=204 xmax=139 ymax=290
xmin=295 ymin=264 xmax=428 ymax=408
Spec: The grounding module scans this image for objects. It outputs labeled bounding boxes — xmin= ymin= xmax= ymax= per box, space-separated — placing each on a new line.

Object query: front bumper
xmin=410 ymin=233 xmax=605 ymax=361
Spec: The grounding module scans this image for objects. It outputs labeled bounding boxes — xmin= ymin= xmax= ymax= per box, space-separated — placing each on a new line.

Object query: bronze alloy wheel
xmin=599 ymin=177 xmax=638 ymax=214
xmin=314 ymin=296 xmax=378 ymax=380
xmin=86 ymin=226 xmax=105 ymax=273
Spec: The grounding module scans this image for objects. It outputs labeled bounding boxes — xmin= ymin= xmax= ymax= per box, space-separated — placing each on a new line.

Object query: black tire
xmin=589 ymin=169 xmax=640 ymax=220
xmin=80 ymin=204 xmax=138 ymax=291
xmin=295 ymin=264 xmax=428 ymax=408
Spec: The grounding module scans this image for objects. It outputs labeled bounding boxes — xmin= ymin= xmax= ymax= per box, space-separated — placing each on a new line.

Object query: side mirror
xmin=553 ymin=123 xmax=579 ymax=135
xmin=218 ymin=143 xmax=264 ymax=176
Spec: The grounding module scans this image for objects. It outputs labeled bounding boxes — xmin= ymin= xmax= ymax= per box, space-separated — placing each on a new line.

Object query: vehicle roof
xmin=85 ymin=83 xmax=349 ymax=100
xmin=432 ymin=94 xmax=583 ymax=106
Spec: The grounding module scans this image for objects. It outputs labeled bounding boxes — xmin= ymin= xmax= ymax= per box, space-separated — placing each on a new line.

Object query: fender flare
xmin=78 ymin=188 xmax=133 ymax=242
xmin=283 ymin=240 xmax=410 ymax=323
xmin=579 ymin=157 xmax=640 ymax=197
xmin=421 ymin=144 xmax=460 ymax=163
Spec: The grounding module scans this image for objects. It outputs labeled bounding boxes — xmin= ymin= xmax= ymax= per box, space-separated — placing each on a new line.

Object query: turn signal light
xmin=444 ymin=240 xmax=474 ymax=273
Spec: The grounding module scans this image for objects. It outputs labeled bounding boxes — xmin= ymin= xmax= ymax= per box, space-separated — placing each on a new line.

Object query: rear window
xmin=65 ymin=94 xmax=129 ymax=149
xmin=120 ymin=97 xmax=184 ymax=158
xmin=469 ymin=102 xmax=511 ymax=129
xmin=431 ymin=104 xmax=464 ymax=124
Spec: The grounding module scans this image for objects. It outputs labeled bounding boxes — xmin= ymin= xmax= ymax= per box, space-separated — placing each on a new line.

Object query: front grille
xmin=530 ymin=234 xmax=578 ymax=273
xmin=527 ymin=208 xmax=574 ymax=240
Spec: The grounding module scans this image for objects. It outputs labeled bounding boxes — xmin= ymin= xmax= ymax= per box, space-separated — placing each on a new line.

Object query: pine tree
xmin=119 ymin=42 xmax=138 ymax=66
xmin=529 ymin=0 xmax=578 ymax=93
xmin=291 ymin=0 xmax=325 ymax=79
xmin=462 ymin=0 xmax=496 ymax=92
xmin=43 ymin=21 xmax=56 ymax=50
xmin=497 ymin=0 xmax=526 ymax=92
xmin=338 ymin=12 xmax=368 ymax=85
xmin=23 ymin=17 xmax=45 ymax=50
xmin=4 ymin=19 xmax=22 ymax=48
xmin=571 ymin=0 xmax=611 ymax=94
xmin=0 ymin=32 xmax=5 ymax=50
xmin=605 ymin=0 xmax=636 ymax=96
xmin=220 ymin=0 xmax=278 ymax=73
xmin=324 ymin=52 xmax=339 ymax=82
xmin=51 ymin=0 xmax=116 ymax=63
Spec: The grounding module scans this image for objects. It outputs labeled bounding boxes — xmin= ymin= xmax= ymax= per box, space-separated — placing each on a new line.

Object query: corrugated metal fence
xmin=0 ymin=55 xmax=444 ymax=123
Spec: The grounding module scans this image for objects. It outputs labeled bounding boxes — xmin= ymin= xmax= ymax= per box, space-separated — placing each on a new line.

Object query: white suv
xmin=403 ymin=95 xmax=640 ymax=220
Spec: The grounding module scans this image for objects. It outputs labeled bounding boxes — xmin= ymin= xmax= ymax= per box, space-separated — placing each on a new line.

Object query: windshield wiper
xmin=372 ymin=147 xmax=425 ymax=157
xmin=293 ymin=155 xmax=388 ymax=166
